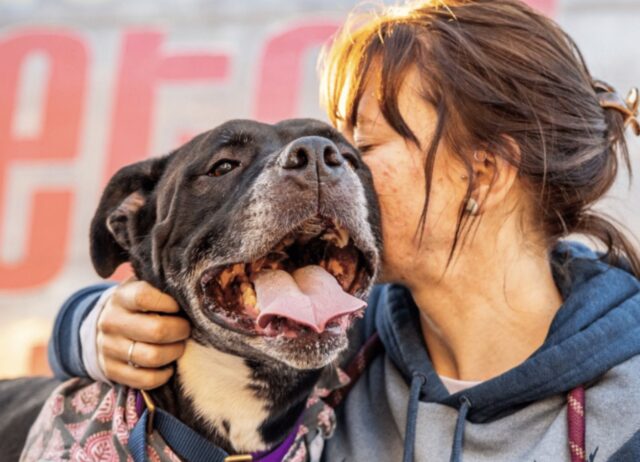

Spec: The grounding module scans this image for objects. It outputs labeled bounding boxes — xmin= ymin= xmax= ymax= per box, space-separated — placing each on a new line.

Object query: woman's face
xmin=339 ymin=68 xmax=470 ymax=286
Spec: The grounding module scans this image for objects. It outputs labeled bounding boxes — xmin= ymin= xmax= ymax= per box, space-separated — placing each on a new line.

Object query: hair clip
xmin=594 ymin=81 xmax=640 ymax=136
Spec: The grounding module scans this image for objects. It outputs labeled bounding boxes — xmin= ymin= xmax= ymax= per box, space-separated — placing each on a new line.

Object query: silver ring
xmin=127 ymin=340 xmax=139 ymax=368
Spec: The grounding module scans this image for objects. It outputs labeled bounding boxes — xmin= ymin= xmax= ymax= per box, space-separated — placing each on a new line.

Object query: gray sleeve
xmin=607 ymin=430 xmax=640 ymax=462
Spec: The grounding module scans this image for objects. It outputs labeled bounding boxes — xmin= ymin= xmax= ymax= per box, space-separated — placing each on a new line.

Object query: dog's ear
xmin=90 ymin=156 xmax=169 ymax=278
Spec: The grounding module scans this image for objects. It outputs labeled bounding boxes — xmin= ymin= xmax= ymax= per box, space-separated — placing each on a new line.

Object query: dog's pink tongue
xmin=254 ymin=265 xmax=365 ymax=333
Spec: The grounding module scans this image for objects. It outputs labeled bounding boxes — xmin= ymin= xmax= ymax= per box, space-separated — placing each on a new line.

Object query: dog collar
xmin=128 ymin=390 xmax=300 ymax=462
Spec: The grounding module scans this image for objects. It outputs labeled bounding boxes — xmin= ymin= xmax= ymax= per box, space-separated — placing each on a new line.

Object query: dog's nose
xmin=279 ymin=136 xmax=346 ymax=176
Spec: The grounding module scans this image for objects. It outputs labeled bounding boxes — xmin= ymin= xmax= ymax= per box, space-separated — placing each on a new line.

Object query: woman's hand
xmin=96 ymin=278 xmax=191 ymax=390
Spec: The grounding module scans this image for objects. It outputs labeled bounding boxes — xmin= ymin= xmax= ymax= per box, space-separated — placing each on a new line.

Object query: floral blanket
xmin=20 ymin=369 xmax=349 ymax=462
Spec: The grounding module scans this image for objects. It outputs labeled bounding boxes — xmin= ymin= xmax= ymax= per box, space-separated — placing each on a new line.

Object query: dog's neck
xmin=155 ymin=339 xmax=321 ymax=454
xmin=176 ymin=340 xmax=270 ymax=452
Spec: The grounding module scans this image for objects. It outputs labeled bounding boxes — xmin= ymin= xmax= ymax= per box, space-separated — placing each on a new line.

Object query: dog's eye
xmin=209 ymin=159 xmax=241 ymax=177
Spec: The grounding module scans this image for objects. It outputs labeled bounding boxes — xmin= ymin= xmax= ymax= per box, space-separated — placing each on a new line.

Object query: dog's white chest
xmin=177 ymin=340 xmax=270 ymax=452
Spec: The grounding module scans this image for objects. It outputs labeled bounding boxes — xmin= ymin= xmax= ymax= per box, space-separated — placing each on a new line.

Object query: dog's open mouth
xmin=199 ymin=217 xmax=372 ymax=339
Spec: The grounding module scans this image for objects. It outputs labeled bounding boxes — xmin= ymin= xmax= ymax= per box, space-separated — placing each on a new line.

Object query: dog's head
xmin=91 ymin=119 xmax=381 ymax=369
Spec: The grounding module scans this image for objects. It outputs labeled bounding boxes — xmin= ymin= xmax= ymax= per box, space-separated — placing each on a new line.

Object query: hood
xmin=373 ymin=241 xmax=640 ymax=423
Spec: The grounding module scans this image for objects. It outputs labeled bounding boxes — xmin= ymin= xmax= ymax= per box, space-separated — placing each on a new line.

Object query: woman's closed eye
xmin=354 ymin=128 xmax=389 ymax=155
xmin=354 ymin=135 xmax=383 ymax=154
xmin=357 ymin=144 xmax=377 ymax=154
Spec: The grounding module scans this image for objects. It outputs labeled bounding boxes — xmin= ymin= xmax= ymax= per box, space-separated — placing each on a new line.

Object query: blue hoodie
xmin=50 ymin=242 xmax=640 ymax=461
xmin=322 ymin=241 xmax=640 ymax=461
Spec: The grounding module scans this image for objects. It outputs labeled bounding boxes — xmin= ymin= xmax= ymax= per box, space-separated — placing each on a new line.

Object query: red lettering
xmin=105 ymin=31 xmax=230 ymax=181
xmin=254 ymin=21 xmax=340 ymax=122
xmin=0 ymin=31 xmax=86 ymax=289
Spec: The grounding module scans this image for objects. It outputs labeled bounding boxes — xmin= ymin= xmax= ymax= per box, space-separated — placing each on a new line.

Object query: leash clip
xmin=140 ymin=389 xmax=156 ymax=435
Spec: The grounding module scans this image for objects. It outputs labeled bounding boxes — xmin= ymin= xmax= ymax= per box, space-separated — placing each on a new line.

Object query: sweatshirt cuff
xmin=48 ymin=283 xmax=115 ymax=379
xmin=80 ymin=286 xmax=116 ymax=384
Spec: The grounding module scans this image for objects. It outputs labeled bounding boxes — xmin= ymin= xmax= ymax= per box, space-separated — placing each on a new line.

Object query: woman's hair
xmin=319 ymin=0 xmax=640 ymax=276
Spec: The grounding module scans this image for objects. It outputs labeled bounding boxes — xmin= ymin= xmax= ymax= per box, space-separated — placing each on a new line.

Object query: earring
xmin=465 ymin=197 xmax=480 ymax=215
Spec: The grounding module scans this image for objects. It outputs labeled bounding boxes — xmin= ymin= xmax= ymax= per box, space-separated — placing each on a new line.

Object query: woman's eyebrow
xmin=356 ymin=111 xmax=389 ymax=133
xmin=355 ymin=113 xmax=379 ymax=129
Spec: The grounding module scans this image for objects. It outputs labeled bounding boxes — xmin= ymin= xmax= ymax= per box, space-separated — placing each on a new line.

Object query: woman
xmin=49 ymin=0 xmax=640 ymax=460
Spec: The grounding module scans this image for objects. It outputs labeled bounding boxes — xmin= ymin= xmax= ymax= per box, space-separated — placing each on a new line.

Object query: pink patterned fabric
xmin=21 ymin=368 xmax=349 ymax=462
xmin=21 ymin=379 xmax=178 ymax=462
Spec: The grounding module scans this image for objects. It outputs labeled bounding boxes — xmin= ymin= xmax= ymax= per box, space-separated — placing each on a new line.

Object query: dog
xmin=9 ymin=118 xmax=382 ymax=461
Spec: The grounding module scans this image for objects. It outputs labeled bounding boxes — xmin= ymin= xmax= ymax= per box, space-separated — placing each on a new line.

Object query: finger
xmin=102 ymin=335 xmax=186 ymax=368
xmin=114 ymin=280 xmax=180 ymax=314
xmin=100 ymin=306 xmax=191 ymax=344
xmin=102 ymin=358 xmax=174 ymax=390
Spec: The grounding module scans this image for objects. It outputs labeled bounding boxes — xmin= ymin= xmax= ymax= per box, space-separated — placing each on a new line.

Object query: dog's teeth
xmin=266 ymin=260 xmax=284 ymax=270
xmin=336 ymin=226 xmax=350 ymax=248
xmin=296 ymin=217 xmax=327 ymax=244
xmin=267 ymin=250 xmax=288 ymax=262
xmin=265 ymin=323 xmax=278 ymax=336
xmin=321 ymin=224 xmax=350 ymax=248
xmin=250 ymin=258 xmax=266 ymax=276
xmin=327 ymin=259 xmax=345 ymax=278
xmin=219 ymin=263 xmax=247 ymax=289
xmin=219 ymin=269 xmax=233 ymax=289
xmin=282 ymin=320 xmax=302 ymax=338
xmin=240 ymin=282 xmax=258 ymax=313
xmin=232 ymin=263 xmax=247 ymax=280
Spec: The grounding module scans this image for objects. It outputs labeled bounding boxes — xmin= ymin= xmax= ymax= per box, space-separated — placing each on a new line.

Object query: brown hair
xmin=320 ymin=0 xmax=640 ymax=276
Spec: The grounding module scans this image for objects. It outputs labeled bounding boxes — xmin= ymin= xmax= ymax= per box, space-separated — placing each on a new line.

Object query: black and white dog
xmin=1 ymin=118 xmax=382 ymax=460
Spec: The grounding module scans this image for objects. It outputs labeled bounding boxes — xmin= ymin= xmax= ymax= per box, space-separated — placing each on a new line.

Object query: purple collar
xmin=251 ymin=415 xmax=302 ymax=462
xmin=251 ymin=420 xmax=300 ymax=461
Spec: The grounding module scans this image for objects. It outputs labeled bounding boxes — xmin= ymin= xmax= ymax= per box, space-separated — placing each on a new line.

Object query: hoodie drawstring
xmin=567 ymin=385 xmax=587 ymax=462
xmin=449 ymin=395 xmax=472 ymax=462
xmin=326 ymin=332 xmax=588 ymax=462
xmin=403 ymin=372 xmax=427 ymax=462
xmin=402 ymin=378 xmax=471 ymax=462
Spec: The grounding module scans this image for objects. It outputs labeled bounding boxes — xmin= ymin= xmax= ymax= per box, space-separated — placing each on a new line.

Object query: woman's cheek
xmin=376 ymin=176 xmax=420 ymax=247
xmin=365 ymin=153 xmax=405 ymax=197
xmin=366 ymin=165 xmax=424 ymax=281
